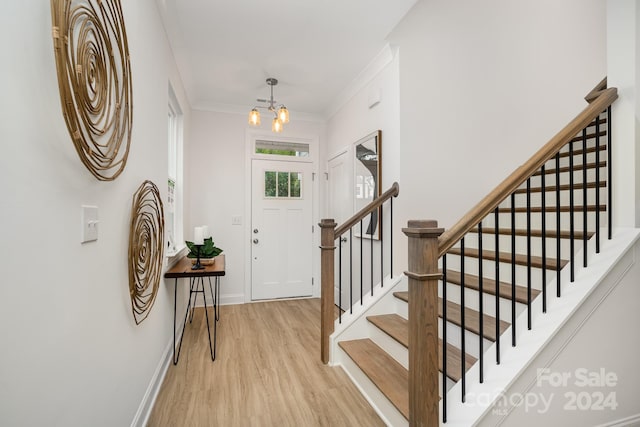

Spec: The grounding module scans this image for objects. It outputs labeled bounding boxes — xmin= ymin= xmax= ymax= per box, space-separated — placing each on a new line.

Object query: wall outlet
xmin=232 ymin=215 xmax=242 ymax=225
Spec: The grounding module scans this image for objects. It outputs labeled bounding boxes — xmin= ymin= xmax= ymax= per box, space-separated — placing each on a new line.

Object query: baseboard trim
xmin=130 ymin=319 xmax=186 ymax=427
xmin=192 ymin=293 xmax=245 ymax=307
xmin=595 ymin=414 xmax=640 ymax=427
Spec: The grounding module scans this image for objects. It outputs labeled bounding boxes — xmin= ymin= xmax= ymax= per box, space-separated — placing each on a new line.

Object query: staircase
xmin=321 ymin=80 xmax=624 ymax=425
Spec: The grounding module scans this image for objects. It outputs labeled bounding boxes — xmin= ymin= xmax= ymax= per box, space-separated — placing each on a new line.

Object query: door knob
xmin=340 ymin=237 xmax=348 ymax=242
xmin=253 ymin=239 xmax=259 ymax=244
xmin=253 ymin=229 xmax=259 ymax=234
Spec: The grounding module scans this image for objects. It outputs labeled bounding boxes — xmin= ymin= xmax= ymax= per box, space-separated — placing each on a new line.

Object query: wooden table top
xmin=164 ymin=254 xmax=226 ymax=279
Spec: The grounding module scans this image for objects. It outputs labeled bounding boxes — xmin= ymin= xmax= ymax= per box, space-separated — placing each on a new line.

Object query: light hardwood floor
xmin=148 ymin=298 xmax=384 ymax=426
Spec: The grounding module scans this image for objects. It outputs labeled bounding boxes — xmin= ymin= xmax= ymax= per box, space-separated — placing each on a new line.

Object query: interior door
xmin=328 ymin=151 xmax=352 ymax=310
xmin=251 ymin=159 xmax=313 ymax=300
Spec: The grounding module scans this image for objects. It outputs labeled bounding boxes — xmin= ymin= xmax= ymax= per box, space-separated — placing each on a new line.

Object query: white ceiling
xmin=155 ymin=0 xmax=417 ymax=120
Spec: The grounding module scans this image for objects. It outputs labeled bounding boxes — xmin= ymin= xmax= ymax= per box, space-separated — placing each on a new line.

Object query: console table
xmin=164 ymin=254 xmax=225 ymax=364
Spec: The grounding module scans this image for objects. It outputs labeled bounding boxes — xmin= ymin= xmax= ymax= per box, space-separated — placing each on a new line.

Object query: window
xmin=264 ymin=171 xmax=303 ymax=198
xmin=167 ymin=85 xmax=183 ymax=256
xmin=255 ymin=140 xmax=309 ymax=157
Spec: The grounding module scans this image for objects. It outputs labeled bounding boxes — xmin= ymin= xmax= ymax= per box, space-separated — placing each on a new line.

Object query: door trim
xmin=244 ymin=130 xmax=319 ymax=303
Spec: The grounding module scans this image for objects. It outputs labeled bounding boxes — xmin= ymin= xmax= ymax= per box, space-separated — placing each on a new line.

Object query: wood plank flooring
xmin=147 ymin=298 xmax=384 ymax=427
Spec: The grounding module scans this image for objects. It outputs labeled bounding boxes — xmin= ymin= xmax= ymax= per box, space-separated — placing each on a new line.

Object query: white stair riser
xmin=461 ymin=232 xmax=581 ymax=260
xmin=441 ymin=282 xmax=527 ymax=321
xmin=444 ymin=255 xmax=550 ymax=291
xmin=479 ymin=211 xmax=608 ymax=234
xmin=439 ymin=318 xmax=493 ymax=361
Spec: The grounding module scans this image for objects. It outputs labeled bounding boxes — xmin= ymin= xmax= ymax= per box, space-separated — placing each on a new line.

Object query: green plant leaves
xmin=185 ymin=237 xmax=223 ymax=258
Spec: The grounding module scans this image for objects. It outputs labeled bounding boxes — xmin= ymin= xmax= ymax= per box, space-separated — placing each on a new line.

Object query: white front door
xmin=328 ymin=151 xmax=352 ymax=310
xmin=251 ymin=159 xmax=313 ymax=300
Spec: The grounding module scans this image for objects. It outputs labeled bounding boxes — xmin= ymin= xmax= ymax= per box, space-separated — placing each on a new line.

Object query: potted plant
xmin=185 ymin=237 xmax=223 ymax=266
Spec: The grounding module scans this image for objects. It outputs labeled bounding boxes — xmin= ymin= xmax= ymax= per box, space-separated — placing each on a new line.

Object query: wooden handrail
xmin=585 ymin=77 xmax=608 ymax=103
xmin=335 ymin=182 xmax=400 ymax=237
xmin=438 ymin=87 xmax=617 ymax=257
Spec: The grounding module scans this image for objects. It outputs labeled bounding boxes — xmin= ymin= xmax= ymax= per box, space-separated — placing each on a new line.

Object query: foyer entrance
xmin=251 ymin=157 xmax=313 ymax=300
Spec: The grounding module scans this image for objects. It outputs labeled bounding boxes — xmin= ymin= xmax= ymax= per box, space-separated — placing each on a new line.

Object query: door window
xmin=264 ymin=171 xmax=303 ymax=199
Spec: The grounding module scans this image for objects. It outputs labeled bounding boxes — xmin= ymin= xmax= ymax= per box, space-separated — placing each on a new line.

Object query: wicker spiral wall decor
xmin=128 ymin=181 xmax=165 ymax=325
xmin=50 ymin=0 xmax=133 ymax=181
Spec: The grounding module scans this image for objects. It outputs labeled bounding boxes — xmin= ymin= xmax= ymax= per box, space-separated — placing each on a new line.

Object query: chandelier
xmin=248 ymin=78 xmax=290 ymax=133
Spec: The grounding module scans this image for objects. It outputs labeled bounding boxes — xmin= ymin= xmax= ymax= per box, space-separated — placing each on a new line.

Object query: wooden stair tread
xmin=585 ymin=116 xmax=607 ymax=127
xmin=497 ymin=205 xmax=606 ymax=213
xmin=439 ymin=270 xmax=538 ymax=304
xmin=363 ymin=314 xmax=476 ymax=382
xmin=567 ymin=130 xmax=607 ymax=144
xmin=513 ymin=181 xmax=606 ymax=194
xmin=447 ymin=248 xmax=567 ymax=270
xmin=387 ymin=295 xmax=509 ymax=342
xmin=338 ymin=339 xmax=409 ymax=419
xmin=368 ymin=313 xmax=409 ymax=347
xmin=533 ymin=161 xmax=606 ymax=175
xmin=472 ymin=227 xmax=594 ymax=240
xmin=557 ymin=143 xmax=606 ymax=159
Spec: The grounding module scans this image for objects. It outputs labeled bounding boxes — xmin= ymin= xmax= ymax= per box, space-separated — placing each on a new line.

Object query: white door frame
xmin=244 ymin=130 xmax=320 ymax=303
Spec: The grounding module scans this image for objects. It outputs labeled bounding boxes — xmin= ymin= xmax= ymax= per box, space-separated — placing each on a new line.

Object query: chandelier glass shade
xmin=248 ymin=108 xmax=260 ymax=126
xmin=248 ymin=78 xmax=289 ymax=133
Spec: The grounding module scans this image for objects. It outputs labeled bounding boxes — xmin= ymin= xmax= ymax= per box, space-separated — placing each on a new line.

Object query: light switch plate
xmin=232 ymin=215 xmax=242 ymax=225
xmin=81 ymin=205 xmax=99 ymax=243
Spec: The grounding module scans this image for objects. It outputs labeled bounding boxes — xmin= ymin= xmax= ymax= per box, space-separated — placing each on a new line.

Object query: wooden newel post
xmin=403 ymin=220 xmax=444 ymax=426
xmin=319 ymin=218 xmax=337 ymax=364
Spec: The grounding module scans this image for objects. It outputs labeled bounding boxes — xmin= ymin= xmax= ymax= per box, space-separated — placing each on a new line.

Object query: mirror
xmin=354 ymin=130 xmax=382 ymax=239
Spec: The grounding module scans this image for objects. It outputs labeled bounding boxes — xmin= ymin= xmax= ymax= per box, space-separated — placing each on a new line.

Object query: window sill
xmin=166 ymin=245 xmax=188 ymax=269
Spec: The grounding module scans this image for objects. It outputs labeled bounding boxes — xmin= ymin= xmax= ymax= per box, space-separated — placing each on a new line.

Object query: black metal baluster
xmin=511 ymin=193 xmax=516 ymax=346
xmin=390 ymin=198 xmax=394 ymax=278
xmin=380 ymin=207 xmax=384 ymax=288
xmin=478 ymin=222 xmax=484 ymax=383
xmin=370 ymin=212 xmax=374 ymax=296
xmin=360 ymin=220 xmax=363 ymax=305
xmin=494 ymin=208 xmax=500 ymax=364
xmin=608 ymin=106 xmax=612 ymax=240
xmin=595 ymin=115 xmax=601 ymax=253
xmin=582 ymin=128 xmax=588 ymax=268
xmin=541 ymin=165 xmax=547 ymax=313
xmin=556 ymin=153 xmax=561 ymax=297
xmin=460 ymin=237 xmax=466 ymax=401
xmin=570 ymin=140 xmax=575 ymax=282
xmin=339 ymin=236 xmax=343 ymax=323
xmin=526 ymin=179 xmax=532 ymax=330
xmin=442 ymin=255 xmax=448 ymax=423
xmin=350 ymin=228 xmax=353 ymax=313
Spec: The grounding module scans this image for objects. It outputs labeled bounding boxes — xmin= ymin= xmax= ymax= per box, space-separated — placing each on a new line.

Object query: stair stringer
xmin=441 ymin=228 xmax=640 ymax=427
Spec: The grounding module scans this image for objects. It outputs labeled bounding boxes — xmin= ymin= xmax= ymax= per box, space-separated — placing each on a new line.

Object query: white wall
xmin=389 ymin=0 xmax=607 ymax=262
xmin=324 ymin=46 xmax=403 ymax=293
xmin=608 ymin=0 xmax=640 ymax=228
xmin=477 ymin=233 xmax=640 ymax=426
xmin=188 ymin=110 xmax=325 ymax=303
xmin=326 ymin=46 xmax=402 ymax=189
xmin=0 ymin=2 xmax=190 ymax=426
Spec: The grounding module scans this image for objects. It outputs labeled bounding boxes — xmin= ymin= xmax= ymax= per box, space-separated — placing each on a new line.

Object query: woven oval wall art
xmin=128 ymin=181 xmax=165 ymax=325
xmin=51 ymin=0 xmax=133 ymax=181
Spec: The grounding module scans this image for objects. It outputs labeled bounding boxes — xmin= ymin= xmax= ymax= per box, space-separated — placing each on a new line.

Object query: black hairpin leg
xmin=207 ymin=277 xmax=218 ymax=359
xmin=173 ymin=278 xmax=194 ymax=365
xmin=188 ymin=277 xmax=198 ymax=324
xmin=199 ymin=276 xmax=215 ymax=361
